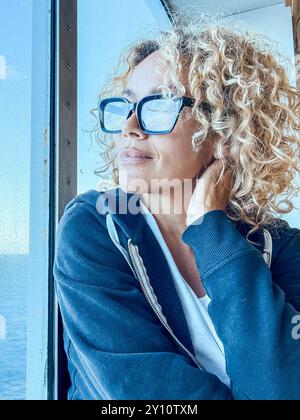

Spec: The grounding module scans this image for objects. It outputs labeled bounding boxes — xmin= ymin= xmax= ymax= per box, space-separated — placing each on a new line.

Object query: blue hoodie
xmin=53 ymin=187 xmax=300 ymax=400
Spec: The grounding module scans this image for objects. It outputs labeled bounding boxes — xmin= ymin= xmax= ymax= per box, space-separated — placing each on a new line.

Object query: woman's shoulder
xmin=62 ymin=188 xmax=107 ymax=214
xmin=233 ymin=215 xmax=300 ymax=267
xmin=57 ymin=189 xmax=113 ymax=251
xmin=266 ymin=217 xmax=300 ymax=257
xmin=237 ymin=214 xmax=300 ymax=245
xmin=252 ymin=216 xmax=300 ymax=267
xmin=59 ymin=187 xmax=121 ymax=227
xmin=54 ymin=188 xmax=134 ymax=288
xmin=266 ymin=217 xmax=300 ymax=310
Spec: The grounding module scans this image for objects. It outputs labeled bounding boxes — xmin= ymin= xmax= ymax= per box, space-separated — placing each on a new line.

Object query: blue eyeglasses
xmin=98 ymin=94 xmax=211 ymax=135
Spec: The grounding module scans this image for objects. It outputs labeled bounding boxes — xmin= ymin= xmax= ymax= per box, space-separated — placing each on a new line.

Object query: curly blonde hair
xmin=89 ymin=11 xmax=300 ymax=242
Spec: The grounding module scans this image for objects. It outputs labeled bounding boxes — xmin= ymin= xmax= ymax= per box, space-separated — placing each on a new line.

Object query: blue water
xmin=0 ymin=254 xmax=28 ymax=400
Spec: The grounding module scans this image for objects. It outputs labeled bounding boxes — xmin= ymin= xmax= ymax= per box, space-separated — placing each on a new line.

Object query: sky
xmin=0 ymin=0 xmax=298 ymax=254
xmin=0 ymin=0 xmax=32 ymax=254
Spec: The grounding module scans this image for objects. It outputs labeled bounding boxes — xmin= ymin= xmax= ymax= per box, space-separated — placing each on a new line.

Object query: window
xmin=0 ymin=0 xmax=52 ymax=400
xmin=0 ymin=0 xmax=171 ymax=401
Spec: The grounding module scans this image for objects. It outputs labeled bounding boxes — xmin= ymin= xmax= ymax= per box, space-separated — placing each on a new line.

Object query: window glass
xmin=0 ymin=0 xmax=51 ymax=400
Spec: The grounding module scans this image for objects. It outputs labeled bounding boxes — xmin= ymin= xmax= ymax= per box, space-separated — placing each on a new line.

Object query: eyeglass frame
xmin=98 ymin=94 xmax=211 ymax=135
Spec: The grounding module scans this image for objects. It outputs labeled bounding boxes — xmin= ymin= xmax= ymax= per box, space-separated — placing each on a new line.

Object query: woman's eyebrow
xmin=122 ymin=86 xmax=169 ymax=98
xmin=121 ymin=89 xmax=136 ymax=98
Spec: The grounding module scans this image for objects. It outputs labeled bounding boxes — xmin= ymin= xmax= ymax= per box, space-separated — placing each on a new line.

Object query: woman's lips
xmin=119 ymin=148 xmax=153 ymax=158
xmin=118 ymin=156 xmax=153 ymax=165
xmin=118 ymin=148 xmax=154 ymax=165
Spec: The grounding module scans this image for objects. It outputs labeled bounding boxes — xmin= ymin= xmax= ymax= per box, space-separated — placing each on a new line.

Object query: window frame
xmin=25 ymin=0 xmax=55 ymax=400
xmin=53 ymin=0 xmax=78 ymax=401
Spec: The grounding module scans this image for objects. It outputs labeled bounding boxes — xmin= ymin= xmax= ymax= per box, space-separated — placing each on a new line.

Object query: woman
xmin=53 ymin=17 xmax=300 ymax=400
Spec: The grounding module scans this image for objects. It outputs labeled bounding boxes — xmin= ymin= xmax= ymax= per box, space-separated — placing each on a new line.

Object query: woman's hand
xmin=186 ymin=159 xmax=234 ymax=226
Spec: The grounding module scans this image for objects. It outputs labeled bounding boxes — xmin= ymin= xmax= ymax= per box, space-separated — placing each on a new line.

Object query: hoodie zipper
xmin=264 ymin=251 xmax=271 ymax=267
xmin=262 ymin=229 xmax=272 ymax=268
xmin=127 ymin=238 xmax=205 ymax=371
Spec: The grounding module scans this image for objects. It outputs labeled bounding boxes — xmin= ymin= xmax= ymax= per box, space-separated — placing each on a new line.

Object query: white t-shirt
xmin=140 ymin=200 xmax=231 ymax=389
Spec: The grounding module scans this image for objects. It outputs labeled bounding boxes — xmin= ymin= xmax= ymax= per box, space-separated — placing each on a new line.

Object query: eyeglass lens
xmin=103 ymin=97 xmax=181 ymax=133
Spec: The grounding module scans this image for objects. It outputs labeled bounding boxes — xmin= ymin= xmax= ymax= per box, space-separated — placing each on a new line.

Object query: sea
xmin=0 ymin=254 xmax=28 ymax=400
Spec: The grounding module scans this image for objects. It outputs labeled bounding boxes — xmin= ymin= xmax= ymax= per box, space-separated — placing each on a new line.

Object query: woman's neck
xmin=140 ymin=179 xmax=197 ymax=239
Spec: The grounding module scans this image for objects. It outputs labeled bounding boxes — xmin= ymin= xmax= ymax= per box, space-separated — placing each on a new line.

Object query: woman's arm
xmin=53 ymin=201 xmax=233 ymax=400
xmin=181 ymin=210 xmax=300 ymax=400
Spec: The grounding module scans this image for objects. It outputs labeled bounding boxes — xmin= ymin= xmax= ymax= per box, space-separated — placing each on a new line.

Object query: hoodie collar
xmin=104 ymin=187 xmax=147 ymax=243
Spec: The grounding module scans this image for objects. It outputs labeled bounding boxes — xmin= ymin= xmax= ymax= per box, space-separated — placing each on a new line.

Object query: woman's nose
xmin=122 ymin=111 xmax=148 ymax=139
